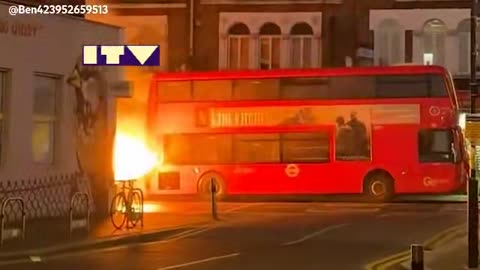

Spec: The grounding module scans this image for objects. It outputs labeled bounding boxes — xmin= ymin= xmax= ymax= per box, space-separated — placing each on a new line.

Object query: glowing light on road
xmin=143 ymin=202 xmax=167 ymax=213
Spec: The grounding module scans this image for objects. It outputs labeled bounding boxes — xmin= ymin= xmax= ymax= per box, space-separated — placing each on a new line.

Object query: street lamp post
xmin=469 ymin=0 xmax=479 ymax=268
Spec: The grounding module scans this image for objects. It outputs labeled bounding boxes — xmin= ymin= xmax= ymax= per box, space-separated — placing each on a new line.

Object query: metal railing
xmin=69 ymin=192 xmax=90 ymax=234
xmin=0 ymin=197 xmax=25 ymax=246
xmin=0 ymin=173 xmax=93 ymax=219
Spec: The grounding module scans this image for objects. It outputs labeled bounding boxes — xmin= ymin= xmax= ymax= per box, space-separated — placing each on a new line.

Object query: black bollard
xmin=411 ymin=244 xmax=424 ymax=270
xmin=468 ymin=172 xmax=479 ymax=268
xmin=210 ymin=178 xmax=219 ymax=220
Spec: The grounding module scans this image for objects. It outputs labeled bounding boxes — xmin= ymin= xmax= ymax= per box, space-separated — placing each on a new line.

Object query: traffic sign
xmin=465 ymin=113 xmax=480 ymax=145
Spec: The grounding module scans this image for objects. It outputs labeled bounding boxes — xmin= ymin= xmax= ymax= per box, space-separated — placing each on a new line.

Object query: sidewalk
xmin=399 ymin=228 xmax=474 ymax=270
xmin=0 ymin=211 xmax=212 ymax=261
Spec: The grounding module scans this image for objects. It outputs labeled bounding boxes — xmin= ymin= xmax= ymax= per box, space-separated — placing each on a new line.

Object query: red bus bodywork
xmin=146 ymin=66 xmax=466 ymax=198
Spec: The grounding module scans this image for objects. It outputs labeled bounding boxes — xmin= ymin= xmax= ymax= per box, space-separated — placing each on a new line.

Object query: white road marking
xmin=282 ymin=223 xmax=350 ymax=246
xmin=163 ymin=227 xmax=210 ymax=240
xmin=166 ymin=226 xmax=215 ymax=241
xmin=29 ymin=256 xmax=42 ymax=262
xmin=156 ymin=253 xmax=240 ymax=270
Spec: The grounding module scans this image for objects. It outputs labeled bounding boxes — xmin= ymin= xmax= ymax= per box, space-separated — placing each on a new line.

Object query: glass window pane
xmin=291 ymin=38 xmax=302 ymax=68
xmin=190 ymin=134 xmax=232 ymax=164
xmin=233 ymin=79 xmax=279 ymax=100
xmin=377 ymin=75 xmax=428 ymax=97
xmin=240 ymin=37 xmax=250 ymax=69
xmin=233 ymin=133 xmax=280 ymax=163
xmin=280 ymin=78 xmax=330 ymax=99
xmin=434 ymin=33 xmax=446 ymax=66
xmin=282 ymin=132 xmax=329 ymax=162
xmin=424 ymin=33 xmax=434 ymax=53
xmin=271 ymin=37 xmax=281 ymax=69
xmin=459 ymin=33 xmax=469 ymax=73
xmin=193 ymin=80 xmax=232 ymax=101
xmin=32 ymin=122 xmax=54 ymax=163
xmin=476 ymin=31 xmax=480 ymax=70
xmin=228 ymin=37 xmax=239 ymax=69
xmin=430 ymin=75 xmax=448 ymax=97
xmin=34 ymin=75 xmax=56 ymax=116
xmin=418 ymin=129 xmax=453 ymax=163
xmin=377 ymin=19 xmax=401 ymax=65
xmin=164 ymin=134 xmax=190 ymax=164
xmin=330 ymin=76 xmax=376 ymax=99
xmin=376 ymin=74 xmax=447 ymax=97
xmin=0 ymin=121 xmax=3 ymax=162
xmin=0 ymin=71 xmax=5 ymax=112
xmin=164 ymin=134 xmax=232 ymax=164
xmin=377 ymin=31 xmax=389 ymax=65
xmin=260 ymin=37 xmax=271 ymax=70
xmin=157 ymin=81 xmax=191 ymax=102
xmin=303 ymin=38 xmax=313 ymax=68
xmin=391 ymin=32 xmax=402 ymax=64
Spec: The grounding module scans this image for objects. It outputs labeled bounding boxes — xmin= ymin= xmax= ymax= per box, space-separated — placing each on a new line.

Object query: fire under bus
xmin=146 ymin=65 xmax=467 ymax=202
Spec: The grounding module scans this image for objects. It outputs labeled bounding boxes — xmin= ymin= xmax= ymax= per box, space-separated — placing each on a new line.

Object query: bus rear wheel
xmin=197 ymin=172 xmax=226 ymax=201
xmin=363 ymin=173 xmax=394 ymax=202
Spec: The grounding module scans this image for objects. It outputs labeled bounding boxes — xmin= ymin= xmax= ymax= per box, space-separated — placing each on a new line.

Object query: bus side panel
xmin=227 ymin=164 xmax=298 ymax=195
xmin=325 ymin=162 xmax=371 ymax=194
xmin=370 ymin=125 xmax=419 ymax=194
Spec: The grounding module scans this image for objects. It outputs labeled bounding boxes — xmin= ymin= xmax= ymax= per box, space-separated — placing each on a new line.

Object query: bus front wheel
xmin=197 ymin=172 xmax=226 ymax=201
xmin=363 ymin=172 xmax=394 ymax=202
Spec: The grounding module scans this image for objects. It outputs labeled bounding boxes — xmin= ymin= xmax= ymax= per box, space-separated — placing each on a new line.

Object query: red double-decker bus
xmin=145 ymin=65 xmax=466 ymax=201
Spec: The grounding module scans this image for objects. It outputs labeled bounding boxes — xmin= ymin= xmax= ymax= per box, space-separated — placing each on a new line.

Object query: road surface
xmin=9 ymin=202 xmax=467 ymax=270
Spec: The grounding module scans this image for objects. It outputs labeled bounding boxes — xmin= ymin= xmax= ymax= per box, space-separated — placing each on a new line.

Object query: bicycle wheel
xmin=127 ymin=191 xmax=143 ymax=227
xmin=110 ymin=193 xmax=127 ymax=229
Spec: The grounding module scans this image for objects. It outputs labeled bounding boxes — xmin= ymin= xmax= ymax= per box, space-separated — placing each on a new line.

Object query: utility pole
xmin=468 ymin=0 xmax=479 ymax=268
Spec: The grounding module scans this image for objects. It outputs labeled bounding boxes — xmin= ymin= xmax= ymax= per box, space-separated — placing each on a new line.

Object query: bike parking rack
xmin=69 ymin=192 xmax=90 ymax=234
xmin=0 ymin=197 xmax=26 ymax=246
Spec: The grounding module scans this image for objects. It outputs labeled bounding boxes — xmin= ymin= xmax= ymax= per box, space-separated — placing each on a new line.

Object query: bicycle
xmin=110 ymin=180 xmax=144 ymax=229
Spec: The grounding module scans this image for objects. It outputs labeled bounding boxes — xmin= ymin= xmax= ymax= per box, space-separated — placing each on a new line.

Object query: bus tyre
xmin=364 ymin=173 xmax=394 ymax=202
xmin=197 ymin=172 xmax=226 ymax=201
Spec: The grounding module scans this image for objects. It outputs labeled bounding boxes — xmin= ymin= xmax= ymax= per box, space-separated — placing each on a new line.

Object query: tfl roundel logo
xmin=428 ymin=106 xmax=441 ymax=116
xmin=285 ymin=164 xmax=300 ymax=178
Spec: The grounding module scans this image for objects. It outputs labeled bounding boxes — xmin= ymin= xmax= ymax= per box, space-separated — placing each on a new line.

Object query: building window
xmin=33 ymin=74 xmax=59 ymax=164
xmin=259 ymin=22 xmax=281 ymax=70
xmin=376 ymin=19 xmax=402 ymax=66
xmin=457 ymin=19 xmax=480 ymax=74
xmin=422 ymin=19 xmax=447 ymax=66
xmin=289 ymin=22 xmax=314 ymax=68
xmin=227 ymin=23 xmax=251 ymax=70
xmin=0 ymin=70 xmax=7 ymax=163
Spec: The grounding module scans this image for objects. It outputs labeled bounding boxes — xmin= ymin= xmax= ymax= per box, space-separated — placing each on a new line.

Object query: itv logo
xmin=82 ymin=45 xmax=160 ymax=66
